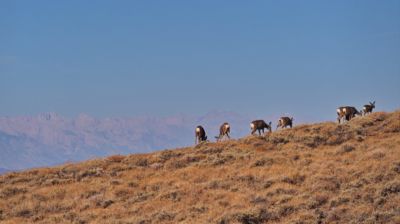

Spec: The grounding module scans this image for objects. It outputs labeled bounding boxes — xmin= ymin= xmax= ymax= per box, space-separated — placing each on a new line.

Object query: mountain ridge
xmin=0 ymin=110 xmax=399 ymax=223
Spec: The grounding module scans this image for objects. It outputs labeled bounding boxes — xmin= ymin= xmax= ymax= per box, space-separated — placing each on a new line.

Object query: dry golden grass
xmin=1 ymin=111 xmax=400 ymax=224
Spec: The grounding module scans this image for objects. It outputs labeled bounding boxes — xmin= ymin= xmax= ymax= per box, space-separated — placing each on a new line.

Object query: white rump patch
xmin=225 ymin=124 xmax=230 ymax=129
xmin=343 ymin=108 xmax=347 ymax=113
xmin=336 ymin=109 xmax=341 ymax=113
xmin=250 ymin=123 xmax=255 ymax=129
xmin=196 ymin=127 xmax=200 ymax=133
xmin=363 ymin=106 xmax=367 ymax=110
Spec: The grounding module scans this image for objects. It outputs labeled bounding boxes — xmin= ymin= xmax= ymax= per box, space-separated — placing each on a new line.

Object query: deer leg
xmin=338 ymin=115 xmax=343 ymax=124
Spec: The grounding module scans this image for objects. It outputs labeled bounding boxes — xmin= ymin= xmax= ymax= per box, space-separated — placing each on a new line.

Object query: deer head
xmin=370 ymin=101 xmax=375 ymax=108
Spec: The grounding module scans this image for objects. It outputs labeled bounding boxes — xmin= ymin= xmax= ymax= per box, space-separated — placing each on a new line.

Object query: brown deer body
xmin=250 ymin=120 xmax=272 ymax=135
xmin=337 ymin=106 xmax=361 ymax=124
xmin=195 ymin=126 xmax=207 ymax=144
xmin=215 ymin=122 xmax=230 ymax=142
xmin=277 ymin=117 xmax=293 ymax=130
xmin=363 ymin=101 xmax=375 ymax=115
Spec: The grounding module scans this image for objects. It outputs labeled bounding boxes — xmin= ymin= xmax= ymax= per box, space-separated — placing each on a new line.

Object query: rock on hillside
xmin=0 ymin=111 xmax=399 ymax=223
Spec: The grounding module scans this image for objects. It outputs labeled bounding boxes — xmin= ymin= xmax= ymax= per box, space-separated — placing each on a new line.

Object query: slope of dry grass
xmin=0 ymin=111 xmax=399 ymax=224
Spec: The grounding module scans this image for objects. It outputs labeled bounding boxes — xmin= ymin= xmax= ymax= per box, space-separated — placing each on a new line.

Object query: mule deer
xmin=276 ymin=117 xmax=293 ymax=130
xmin=215 ymin=122 xmax=230 ymax=142
xmin=195 ymin=125 xmax=207 ymax=144
xmin=362 ymin=101 xmax=375 ymax=115
xmin=337 ymin=106 xmax=361 ymax=124
xmin=250 ymin=120 xmax=272 ymax=135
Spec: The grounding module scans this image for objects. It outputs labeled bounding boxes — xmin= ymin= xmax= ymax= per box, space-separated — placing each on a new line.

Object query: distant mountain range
xmin=0 ymin=111 xmax=251 ymax=170
xmin=0 ymin=168 xmax=11 ymax=174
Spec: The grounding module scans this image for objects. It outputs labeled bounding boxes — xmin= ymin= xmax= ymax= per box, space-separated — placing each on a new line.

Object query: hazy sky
xmin=1 ymin=1 xmax=399 ymax=121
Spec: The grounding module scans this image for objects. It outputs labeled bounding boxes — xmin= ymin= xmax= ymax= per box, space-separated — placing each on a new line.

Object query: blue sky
xmin=1 ymin=1 xmax=399 ymax=121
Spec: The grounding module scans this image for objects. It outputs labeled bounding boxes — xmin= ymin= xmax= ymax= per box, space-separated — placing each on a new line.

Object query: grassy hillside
xmin=1 ymin=111 xmax=399 ymax=224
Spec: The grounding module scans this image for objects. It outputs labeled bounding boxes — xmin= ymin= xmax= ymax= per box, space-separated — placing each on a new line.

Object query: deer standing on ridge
xmin=250 ymin=120 xmax=272 ymax=135
xmin=362 ymin=101 xmax=375 ymax=115
xmin=337 ymin=106 xmax=361 ymax=124
xmin=195 ymin=126 xmax=207 ymax=145
xmin=276 ymin=117 xmax=293 ymax=130
xmin=215 ymin=122 xmax=230 ymax=142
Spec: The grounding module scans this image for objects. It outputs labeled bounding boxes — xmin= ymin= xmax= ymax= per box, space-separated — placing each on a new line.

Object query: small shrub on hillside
xmin=207 ymin=180 xmax=230 ymax=190
xmin=380 ymin=181 xmax=400 ymax=197
xmin=278 ymin=205 xmax=296 ymax=218
xmin=292 ymin=155 xmax=300 ymax=160
xmin=155 ymin=211 xmax=176 ymax=221
xmin=127 ymin=181 xmax=139 ymax=188
xmin=301 ymin=135 xmax=326 ymax=148
xmin=329 ymin=197 xmax=350 ymax=208
xmin=372 ymin=211 xmax=395 ymax=223
xmin=166 ymin=159 xmax=188 ymax=169
xmin=80 ymin=190 xmax=100 ymax=199
xmin=220 ymin=208 xmax=276 ymax=224
xmin=76 ymin=168 xmax=103 ymax=181
xmin=393 ymin=162 xmax=400 ymax=174
xmin=308 ymin=194 xmax=329 ymax=209
xmin=158 ymin=150 xmax=183 ymax=162
xmin=99 ymin=199 xmax=114 ymax=208
xmin=236 ymin=175 xmax=256 ymax=184
xmin=129 ymin=192 xmax=154 ymax=203
xmin=185 ymin=155 xmax=202 ymax=163
xmin=107 ymin=155 xmax=125 ymax=163
xmin=250 ymin=196 xmax=267 ymax=205
xmin=267 ymin=188 xmax=297 ymax=196
xmin=251 ymin=158 xmax=274 ymax=167
xmin=211 ymin=154 xmax=235 ymax=166
xmin=282 ymin=174 xmax=305 ymax=186
xmin=189 ymin=206 xmax=208 ymax=214
xmin=135 ymin=158 xmax=148 ymax=167
xmin=263 ymin=180 xmax=274 ymax=189
xmin=32 ymin=193 xmax=48 ymax=202
xmin=114 ymin=188 xmax=130 ymax=198
xmin=15 ymin=208 xmax=32 ymax=218
xmin=337 ymin=144 xmax=355 ymax=154
xmin=372 ymin=151 xmax=386 ymax=160
xmin=161 ymin=191 xmax=182 ymax=202
xmin=0 ymin=187 xmax=27 ymax=199
xmin=326 ymin=131 xmax=353 ymax=146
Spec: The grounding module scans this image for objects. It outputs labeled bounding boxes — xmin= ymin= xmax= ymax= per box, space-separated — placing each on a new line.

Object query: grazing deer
xmin=363 ymin=101 xmax=375 ymax=115
xmin=195 ymin=125 xmax=207 ymax=145
xmin=276 ymin=117 xmax=293 ymax=130
xmin=250 ymin=120 xmax=272 ymax=135
xmin=337 ymin=106 xmax=361 ymax=124
xmin=215 ymin=122 xmax=230 ymax=142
